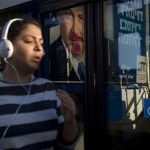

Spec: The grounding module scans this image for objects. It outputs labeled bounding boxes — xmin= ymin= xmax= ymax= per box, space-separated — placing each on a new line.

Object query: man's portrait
xmin=49 ymin=6 xmax=85 ymax=82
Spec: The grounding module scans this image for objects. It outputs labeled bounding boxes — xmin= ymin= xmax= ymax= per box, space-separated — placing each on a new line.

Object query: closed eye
xmin=24 ymin=40 xmax=34 ymax=44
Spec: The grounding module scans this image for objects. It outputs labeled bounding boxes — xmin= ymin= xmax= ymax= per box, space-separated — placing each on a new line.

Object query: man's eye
xmin=79 ymin=15 xmax=84 ymax=20
xmin=63 ymin=12 xmax=73 ymax=19
xmin=40 ymin=43 xmax=44 ymax=47
xmin=64 ymin=11 xmax=72 ymax=16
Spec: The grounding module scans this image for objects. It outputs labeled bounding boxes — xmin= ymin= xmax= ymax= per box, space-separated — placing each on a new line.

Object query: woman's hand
xmin=56 ymin=89 xmax=76 ymax=123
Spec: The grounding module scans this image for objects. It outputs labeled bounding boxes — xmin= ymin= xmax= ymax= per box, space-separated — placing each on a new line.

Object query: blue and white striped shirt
xmin=0 ymin=77 xmax=64 ymax=150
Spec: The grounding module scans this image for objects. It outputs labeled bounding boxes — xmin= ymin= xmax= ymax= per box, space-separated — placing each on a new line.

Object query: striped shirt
xmin=0 ymin=77 xmax=64 ymax=150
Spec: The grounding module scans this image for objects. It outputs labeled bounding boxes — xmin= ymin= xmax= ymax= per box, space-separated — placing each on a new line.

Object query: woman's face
xmin=10 ymin=24 xmax=44 ymax=73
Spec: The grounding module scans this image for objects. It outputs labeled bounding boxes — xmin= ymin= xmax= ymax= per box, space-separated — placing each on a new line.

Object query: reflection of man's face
xmin=57 ymin=6 xmax=84 ymax=60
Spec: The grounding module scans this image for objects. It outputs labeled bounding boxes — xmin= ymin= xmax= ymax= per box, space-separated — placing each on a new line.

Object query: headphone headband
xmin=1 ymin=18 xmax=23 ymax=40
xmin=0 ymin=18 xmax=23 ymax=59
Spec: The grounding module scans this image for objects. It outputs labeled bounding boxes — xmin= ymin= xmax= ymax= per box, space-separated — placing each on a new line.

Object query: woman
xmin=0 ymin=18 xmax=78 ymax=149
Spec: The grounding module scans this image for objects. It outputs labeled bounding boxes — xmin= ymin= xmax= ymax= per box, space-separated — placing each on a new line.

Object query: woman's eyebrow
xmin=23 ymin=35 xmax=43 ymax=41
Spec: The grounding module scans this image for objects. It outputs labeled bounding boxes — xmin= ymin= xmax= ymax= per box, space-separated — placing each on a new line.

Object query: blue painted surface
xmin=105 ymin=84 xmax=125 ymax=121
xmin=144 ymin=98 xmax=150 ymax=118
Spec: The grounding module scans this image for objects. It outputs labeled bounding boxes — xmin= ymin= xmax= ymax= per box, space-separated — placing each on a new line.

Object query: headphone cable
xmin=0 ymin=58 xmax=32 ymax=148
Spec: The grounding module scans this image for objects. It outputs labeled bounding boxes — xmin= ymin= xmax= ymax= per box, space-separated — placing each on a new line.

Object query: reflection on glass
xmin=49 ymin=6 xmax=85 ymax=82
xmin=118 ymin=32 xmax=141 ymax=69
xmin=104 ymin=0 xmax=150 ymax=149
xmin=44 ymin=6 xmax=85 ymax=150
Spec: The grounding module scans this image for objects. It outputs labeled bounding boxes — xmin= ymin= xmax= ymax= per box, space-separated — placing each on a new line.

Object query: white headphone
xmin=0 ymin=18 xmax=23 ymax=59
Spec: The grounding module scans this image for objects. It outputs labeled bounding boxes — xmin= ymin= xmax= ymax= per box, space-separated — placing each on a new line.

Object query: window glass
xmin=104 ymin=0 xmax=150 ymax=148
xmin=41 ymin=5 xmax=85 ymax=150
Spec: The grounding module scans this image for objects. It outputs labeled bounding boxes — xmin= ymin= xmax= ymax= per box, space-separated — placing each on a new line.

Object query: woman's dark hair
xmin=0 ymin=18 xmax=42 ymax=70
xmin=7 ymin=18 xmax=41 ymax=42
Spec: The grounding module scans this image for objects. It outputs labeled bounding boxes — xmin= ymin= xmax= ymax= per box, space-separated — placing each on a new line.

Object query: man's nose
xmin=71 ymin=18 xmax=80 ymax=34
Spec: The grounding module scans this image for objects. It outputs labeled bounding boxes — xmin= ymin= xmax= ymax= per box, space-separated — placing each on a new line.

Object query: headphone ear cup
xmin=0 ymin=39 xmax=14 ymax=59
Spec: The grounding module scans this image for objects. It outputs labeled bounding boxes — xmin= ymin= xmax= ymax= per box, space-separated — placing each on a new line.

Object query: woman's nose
xmin=34 ymin=43 xmax=43 ymax=51
xmin=34 ymin=43 xmax=45 ymax=56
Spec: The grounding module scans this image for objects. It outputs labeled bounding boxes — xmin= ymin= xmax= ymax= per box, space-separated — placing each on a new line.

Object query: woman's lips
xmin=32 ymin=57 xmax=41 ymax=63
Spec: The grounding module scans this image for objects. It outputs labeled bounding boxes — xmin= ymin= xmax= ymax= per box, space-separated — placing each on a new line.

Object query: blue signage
xmin=144 ymin=98 xmax=150 ymax=118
